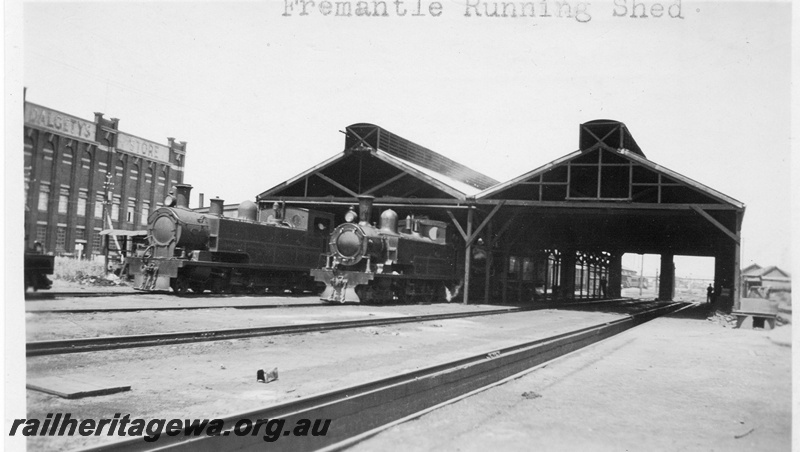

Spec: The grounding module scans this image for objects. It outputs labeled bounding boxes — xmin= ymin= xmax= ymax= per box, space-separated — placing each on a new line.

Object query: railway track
xmin=25 ymin=290 xmax=317 ymax=301
xmin=26 ymin=299 xmax=652 ymax=356
xmin=25 ymin=293 xmax=635 ymax=314
xmin=26 ymin=301 xmax=326 ymax=314
xmin=26 ymin=299 xmax=660 ymax=356
xmin=26 ymin=306 xmax=526 ymax=356
xmin=76 ymin=301 xmax=689 ymax=452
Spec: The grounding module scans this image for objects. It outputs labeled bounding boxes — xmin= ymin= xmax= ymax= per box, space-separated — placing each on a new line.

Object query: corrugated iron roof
xmin=345 ymin=123 xmax=499 ymax=190
xmin=258 ymin=124 xmax=498 ymax=200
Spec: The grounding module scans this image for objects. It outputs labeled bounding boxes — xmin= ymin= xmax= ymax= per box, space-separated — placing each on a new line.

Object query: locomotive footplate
xmin=311 ymin=268 xmax=374 ymax=303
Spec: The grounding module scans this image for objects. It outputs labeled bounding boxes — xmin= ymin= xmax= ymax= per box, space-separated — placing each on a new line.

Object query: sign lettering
xmin=116 ymin=133 xmax=170 ymax=164
xmin=24 ymin=103 xmax=96 ymax=141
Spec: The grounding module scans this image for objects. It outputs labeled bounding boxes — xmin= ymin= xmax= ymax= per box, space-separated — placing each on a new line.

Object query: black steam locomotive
xmin=127 ymin=184 xmax=335 ymax=295
xmin=25 ymin=242 xmax=54 ymax=291
xmin=311 ymin=196 xmax=462 ymax=303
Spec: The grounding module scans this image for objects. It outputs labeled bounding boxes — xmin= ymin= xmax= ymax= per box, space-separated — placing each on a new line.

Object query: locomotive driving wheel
xmin=171 ymin=276 xmax=190 ymax=296
xmin=189 ymin=282 xmax=205 ymax=294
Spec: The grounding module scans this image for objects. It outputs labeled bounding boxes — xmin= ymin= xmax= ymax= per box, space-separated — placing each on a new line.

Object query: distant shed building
xmin=741 ymin=264 xmax=791 ymax=295
xmin=23 ymin=97 xmax=187 ymax=258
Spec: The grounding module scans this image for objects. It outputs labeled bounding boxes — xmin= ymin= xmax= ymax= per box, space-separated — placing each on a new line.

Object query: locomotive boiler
xmin=127 ymin=184 xmax=334 ymax=295
xmin=311 ymin=196 xmax=462 ymax=303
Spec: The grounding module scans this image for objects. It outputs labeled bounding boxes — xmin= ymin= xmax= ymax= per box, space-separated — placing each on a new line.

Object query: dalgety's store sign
xmin=24 ymin=103 xmax=96 ymax=141
xmin=115 ymin=133 xmax=170 ymax=164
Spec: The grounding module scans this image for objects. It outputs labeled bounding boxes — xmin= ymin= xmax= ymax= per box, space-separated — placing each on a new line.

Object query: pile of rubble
xmin=706 ymin=311 xmax=738 ymax=328
xmin=75 ymin=274 xmax=127 ymax=287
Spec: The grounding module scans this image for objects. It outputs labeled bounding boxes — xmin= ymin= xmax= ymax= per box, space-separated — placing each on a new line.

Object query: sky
xmin=7 ymin=0 xmax=794 ymax=278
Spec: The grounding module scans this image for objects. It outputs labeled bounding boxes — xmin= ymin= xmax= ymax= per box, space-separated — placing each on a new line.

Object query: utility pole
xmin=639 ymin=254 xmax=644 ymax=297
xmin=103 ymin=173 xmax=122 ymax=270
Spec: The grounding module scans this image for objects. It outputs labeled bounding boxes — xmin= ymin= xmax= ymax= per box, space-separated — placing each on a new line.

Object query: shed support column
xmin=484 ymin=220 xmax=493 ymax=304
xmin=608 ymin=252 xmax=622 ymax=298
xmin=658 ymin=254 xmax=675 ymax=301
xmin=714 ymin=243 xmax=738 ymax=313
xmin=732 ymin=210 xmax=744 ymax=311
xmin=462 ymin=208 xmax=474 ymax=304
xmin=560 ymin=250 xmax=576 ymax=301
xmin=501 ymin=246 xmax=511 ymax=304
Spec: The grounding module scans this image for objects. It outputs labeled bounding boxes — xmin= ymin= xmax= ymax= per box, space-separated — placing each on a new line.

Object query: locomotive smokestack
xmin=174 ymin=184 xmax=192 ymax=209
xmin=209 ymin=198 xmax=225 ymax=216
xmin=358 ymin=196 xmax=374 ymax=225
xmin=198 ymin=193 xmax=204 ymax=209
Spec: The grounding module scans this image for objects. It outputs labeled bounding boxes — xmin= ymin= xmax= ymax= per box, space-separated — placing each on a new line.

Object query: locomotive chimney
xmin=209 ymin=197 xmax=225 ymax=216
xmin=358 ymin=196 xmax=374 ymax=225
xmin=198 ymin=193 xmax=204 ymax=209
xmin=174 ymin=184 xmax=192 ymax=209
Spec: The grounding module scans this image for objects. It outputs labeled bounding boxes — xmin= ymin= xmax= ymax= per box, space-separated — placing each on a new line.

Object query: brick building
xmin=23 ymin=99 xmax=186 ymax=258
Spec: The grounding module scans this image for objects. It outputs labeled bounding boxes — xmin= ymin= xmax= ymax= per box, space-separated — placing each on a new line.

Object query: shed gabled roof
xmin=478 ymin=119 xmax=744 ymax=210
xmin=743 ymin=265 xmax=791 ymax=279
xmin=257 ymin=123 xmax=499 ymax=202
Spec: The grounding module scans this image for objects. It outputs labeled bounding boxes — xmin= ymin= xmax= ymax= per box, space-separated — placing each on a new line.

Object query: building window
xmin=36 ymin=224 xmax=48 ymax=244
xmin=58 ymin=188 xmax=70 ymax=214
xmin=75 ymin=228 xmax=85 ymax=241
xmin=112 ymin=197 xmax=121 ymax=221
xmin=77 ymin=191 xmax=87 ymax=217
xmin=62 ymin=148 xmax=73 ymax=167
xmin=56 ymin=227 xmax=66 ymax=253
xmin=158 ymin=171 xmax=166 ymax=187
xmin=127 ymin=205 xmax=135 ymax=223
xmin=92 ymin=231 xmax=102 ymax=253
xmin=131 ymin=164 xmax=139 ymax=181
xmin=38 ymin=184 xmax=50 ymax=212
xmin=141 ymin=203 xmax=150 ymax=225
xmin=116 ymin=161 xmax=125 ymax=182
xmin=95 ymin=194 xmax=104 ymax=219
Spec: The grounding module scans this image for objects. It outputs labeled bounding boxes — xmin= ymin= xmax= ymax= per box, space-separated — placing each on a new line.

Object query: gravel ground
xmin=25 ymin=308 xmax=625 ymax=451
xmin=25 ymin=302 xmax=514 ymax=341
xmin=350 ymin=309 xmax=793 ymax=452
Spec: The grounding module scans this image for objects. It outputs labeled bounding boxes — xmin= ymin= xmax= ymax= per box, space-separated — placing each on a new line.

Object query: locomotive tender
xmin=25 ymin=242 xmax=54 ymax=292
xmin=127 ymin=184 xmax=334 ymax=295
xmin=311 ymin=196 xmax=462 ymax=303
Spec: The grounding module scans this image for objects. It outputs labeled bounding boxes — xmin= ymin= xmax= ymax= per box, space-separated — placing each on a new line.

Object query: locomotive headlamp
xmin=344 ymin=206 xmax=358 ymax=223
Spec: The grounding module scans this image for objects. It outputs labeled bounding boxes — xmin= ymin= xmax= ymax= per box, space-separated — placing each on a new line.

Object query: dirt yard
xmin=350 ymin=309 xmax=793 ymax=452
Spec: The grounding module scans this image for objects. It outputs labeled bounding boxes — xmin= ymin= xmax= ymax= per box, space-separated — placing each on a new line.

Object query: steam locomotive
xmin=311 ymin=196 xmax=462 ymax=303
xmin=126 ymin=184 xmax=335 ymax=295
xmin=25 ymin=241 xmax=54 ymax=291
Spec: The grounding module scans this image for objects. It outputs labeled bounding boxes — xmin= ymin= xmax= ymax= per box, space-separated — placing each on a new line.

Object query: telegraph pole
xmin=103 ymin=173 xmax=122 ymax=271
xmin=639 ymin=254 xmax=644 ymax=297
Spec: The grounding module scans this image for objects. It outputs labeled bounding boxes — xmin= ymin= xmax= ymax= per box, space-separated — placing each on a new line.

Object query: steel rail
xmin=26 ymin=306 xmax=526 ymax=357
xmin=26 ymin=298 xmax=642 ymax=355
xmin=25 ymin=291 xmax=318 ymax=301
xmin=76 ymin=301 xmax=687 ymax=452
xmin=25 ymin=302 xmax=326 ymax=314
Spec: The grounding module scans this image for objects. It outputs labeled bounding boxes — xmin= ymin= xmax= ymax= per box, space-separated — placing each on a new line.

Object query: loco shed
xmin=261 ymin=121 xmax=745 ymax=310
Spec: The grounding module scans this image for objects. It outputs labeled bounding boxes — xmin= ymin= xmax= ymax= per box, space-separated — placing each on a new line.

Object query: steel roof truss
xmin=362 ymin=172 xmax=407 ymax=195
xmin=345 ymin=126 xmax=378 ymax=151
xmin=313 ymin=172 xmax=359 ymax=198
xmin=690 ymin=205 xmax=740 ymax=244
